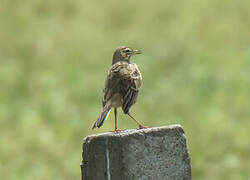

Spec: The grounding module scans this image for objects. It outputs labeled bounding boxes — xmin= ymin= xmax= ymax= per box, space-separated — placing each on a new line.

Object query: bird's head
xmin=112 ymin=46 xmax=142 ymax=65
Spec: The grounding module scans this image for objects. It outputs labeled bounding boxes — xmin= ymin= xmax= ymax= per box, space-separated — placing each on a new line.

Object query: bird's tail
xmin=92 ymin=105 xmax=112 ymax=129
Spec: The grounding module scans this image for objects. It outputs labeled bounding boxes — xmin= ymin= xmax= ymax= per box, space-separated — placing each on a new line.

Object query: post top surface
xmin=84 ymin=124 xmax=184 ymax=141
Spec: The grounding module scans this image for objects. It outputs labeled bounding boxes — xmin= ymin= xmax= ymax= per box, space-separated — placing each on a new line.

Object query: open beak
xmin=132 ymin=49 xmax=142 ymax=55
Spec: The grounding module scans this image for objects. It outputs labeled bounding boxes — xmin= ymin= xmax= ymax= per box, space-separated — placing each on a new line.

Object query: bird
xmin=92 ymin=46 xmax=145 ymax=131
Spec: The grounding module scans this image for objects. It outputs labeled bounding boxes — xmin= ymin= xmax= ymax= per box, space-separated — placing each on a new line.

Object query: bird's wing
xmin=102 ymin=62 xmax=125 ymax=107
xmin=102 ymin=62 xmax=142 ymax=113
xmin=120 ymin=63 xmax=142 ymax=114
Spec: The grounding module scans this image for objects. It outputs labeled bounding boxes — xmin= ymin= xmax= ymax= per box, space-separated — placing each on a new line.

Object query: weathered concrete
xmin=81 ymin=124 xmax=191 ymax=180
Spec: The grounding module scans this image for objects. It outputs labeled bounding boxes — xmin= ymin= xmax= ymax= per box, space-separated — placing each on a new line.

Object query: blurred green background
xmin=0 ymin=0 xmax=250 ymax=179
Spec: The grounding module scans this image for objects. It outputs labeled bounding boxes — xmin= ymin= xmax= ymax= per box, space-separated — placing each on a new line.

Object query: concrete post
xmin=81 ymin=124 xmax=191 ymax=180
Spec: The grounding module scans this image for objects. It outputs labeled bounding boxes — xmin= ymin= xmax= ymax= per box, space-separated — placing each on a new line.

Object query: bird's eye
xmin=125 ymin=49 xmax=131 ymax=53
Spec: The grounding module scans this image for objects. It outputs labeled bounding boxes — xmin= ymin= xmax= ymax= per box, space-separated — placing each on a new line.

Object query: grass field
xmin=0 ymin=0 xmax=250 ymax=179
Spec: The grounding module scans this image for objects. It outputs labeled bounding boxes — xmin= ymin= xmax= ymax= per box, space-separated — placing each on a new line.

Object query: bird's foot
xmin=110 ymin=129 xmax=123 ymax=133
xmin=137 ymin=124 xmax=150 ymax=129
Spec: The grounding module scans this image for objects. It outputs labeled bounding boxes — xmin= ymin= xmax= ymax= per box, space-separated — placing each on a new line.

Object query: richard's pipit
xmin=92 ymin=46 xmax=145 ymax=131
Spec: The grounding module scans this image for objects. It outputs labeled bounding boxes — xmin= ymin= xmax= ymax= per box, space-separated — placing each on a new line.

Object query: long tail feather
xmin=92 ymin=107 xmax=112 ymax=129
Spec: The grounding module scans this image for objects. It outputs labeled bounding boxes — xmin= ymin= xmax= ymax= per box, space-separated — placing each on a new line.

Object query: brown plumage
xmin=92 ymin=46 xmax=145 ymax=131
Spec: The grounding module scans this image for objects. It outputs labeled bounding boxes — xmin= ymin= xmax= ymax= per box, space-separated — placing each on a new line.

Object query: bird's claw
xmin=110 ymin=129 xmax=123 ymax=133
xmin=138 ymin=124 xmax=150 ymax=129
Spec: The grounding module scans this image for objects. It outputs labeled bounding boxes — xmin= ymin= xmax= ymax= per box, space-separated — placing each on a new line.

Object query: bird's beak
xmin=133 ymin=49 xmax=142 ymax=55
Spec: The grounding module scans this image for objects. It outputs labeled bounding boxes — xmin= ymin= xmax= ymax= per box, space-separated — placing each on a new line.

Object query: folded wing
xmin=102 ymin=62 xmax=142 ymax=113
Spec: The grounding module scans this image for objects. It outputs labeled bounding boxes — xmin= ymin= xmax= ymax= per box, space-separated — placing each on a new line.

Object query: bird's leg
xmin=127 ymin=113 xmax=147 ymax=129
xmin=114 ymin=107 xmax=118 ymax=131
xmin=110 ymin=108 xmax=122 ymax=133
